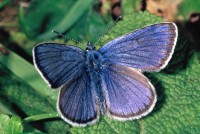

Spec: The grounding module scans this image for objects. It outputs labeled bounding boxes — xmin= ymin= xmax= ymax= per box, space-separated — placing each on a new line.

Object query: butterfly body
xmin=33 ymin=23 xmax=178 ymax=126
xmin=85 ymin=43 xmax=108 ymax=114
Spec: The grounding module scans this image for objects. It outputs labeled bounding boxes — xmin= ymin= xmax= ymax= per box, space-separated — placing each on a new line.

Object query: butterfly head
xmin=85 ymin=48 xmax=105 ymax=72
xmin=86 ymin=41 xmax=95 ymax=51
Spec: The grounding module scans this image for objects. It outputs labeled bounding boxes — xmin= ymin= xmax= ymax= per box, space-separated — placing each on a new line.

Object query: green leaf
xmin=70 ymin=116 xmax=140 ymax=134
xmin=0 ymin=114 xmax=23 ymax=134
xmin=146 ymin=52 xmax=200 ymax=133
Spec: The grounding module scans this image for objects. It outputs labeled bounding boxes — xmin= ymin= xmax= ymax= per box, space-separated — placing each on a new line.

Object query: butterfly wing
xmin=34 ymin=43 xmax=98 ymax=126
xmin=101 ymin=64 xmax=156 ymax=119
xmin=33 ymin=43 xmax=86 ymax=88
xmin=100 ymin=23 xmax=178 ymax=72
xmin=58 ymin=72 xmax=98 ymax=126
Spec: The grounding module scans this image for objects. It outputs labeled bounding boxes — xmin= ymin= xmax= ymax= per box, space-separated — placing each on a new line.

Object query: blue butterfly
xmin=33 ymin=23 xmax=178 ymax=126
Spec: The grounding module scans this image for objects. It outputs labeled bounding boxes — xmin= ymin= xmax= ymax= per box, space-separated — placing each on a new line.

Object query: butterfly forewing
xmin=101 ymin=64 xmax=156 ymax=119
xmin=33 ymin=43 xmax=86 ymax=88
xmin=100 ymin=23 xmax=178 ymax=72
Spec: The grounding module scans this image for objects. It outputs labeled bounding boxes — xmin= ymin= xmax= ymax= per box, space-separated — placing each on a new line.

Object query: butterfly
xmin=33 ymin=23 xmax=178 ymax=126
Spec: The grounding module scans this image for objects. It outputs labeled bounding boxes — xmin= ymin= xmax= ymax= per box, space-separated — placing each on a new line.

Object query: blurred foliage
xmin=18 ymin=0 xmax=106 ymax=43
xmin=0 ymin=0 xmax=11 ymax=10
xmin=122 ymin=0 xmax=141 ymax=14
xmin=177 ymin=0 xmax=200 ymax=20
xmin=0 ymin=0 xmax=200 ymax=133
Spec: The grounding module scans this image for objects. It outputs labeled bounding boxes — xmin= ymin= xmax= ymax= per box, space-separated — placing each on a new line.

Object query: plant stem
xmin=24 ymin=112 xmax=59 ymax=123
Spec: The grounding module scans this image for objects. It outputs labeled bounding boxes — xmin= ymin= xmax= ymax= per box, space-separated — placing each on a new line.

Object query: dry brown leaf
xmin=145 ymin=0 xmax=182 ymax=21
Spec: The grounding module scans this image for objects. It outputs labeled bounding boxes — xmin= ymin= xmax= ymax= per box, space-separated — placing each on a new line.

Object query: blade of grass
xmin=0 ymin=101 xmax=14 ymax=116
xmin=24 ymin=112 xmax=59 ymax=123
xmin=35 ymin=0 xmax=94 ymax=40
xmin=18 ymin=6 xmax=32 ymax=38
xmin=0 ymin=45 xmax=58 ymax=106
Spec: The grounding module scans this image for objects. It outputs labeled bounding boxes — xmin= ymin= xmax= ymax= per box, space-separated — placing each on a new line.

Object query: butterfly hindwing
xmin=100 ymin=23 xmax=178 ymax=72
xmin=58 ymin=72 xmax=98 ymax=126
xmin=33 ymin=43 xmax=86 ymax=88
xmin=101 ymin=64 xmax=156 ymax=119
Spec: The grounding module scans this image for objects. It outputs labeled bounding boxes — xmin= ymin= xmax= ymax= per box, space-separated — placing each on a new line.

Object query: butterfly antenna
xmin=52 ymin=30 xmax=84 ymax=45
xmin=94 ymin=16 xmax=122 ymax=46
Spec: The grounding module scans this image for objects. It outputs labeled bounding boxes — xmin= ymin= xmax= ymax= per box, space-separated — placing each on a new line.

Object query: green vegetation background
xmin=0 ymin=0 xmax=200 ymax=133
